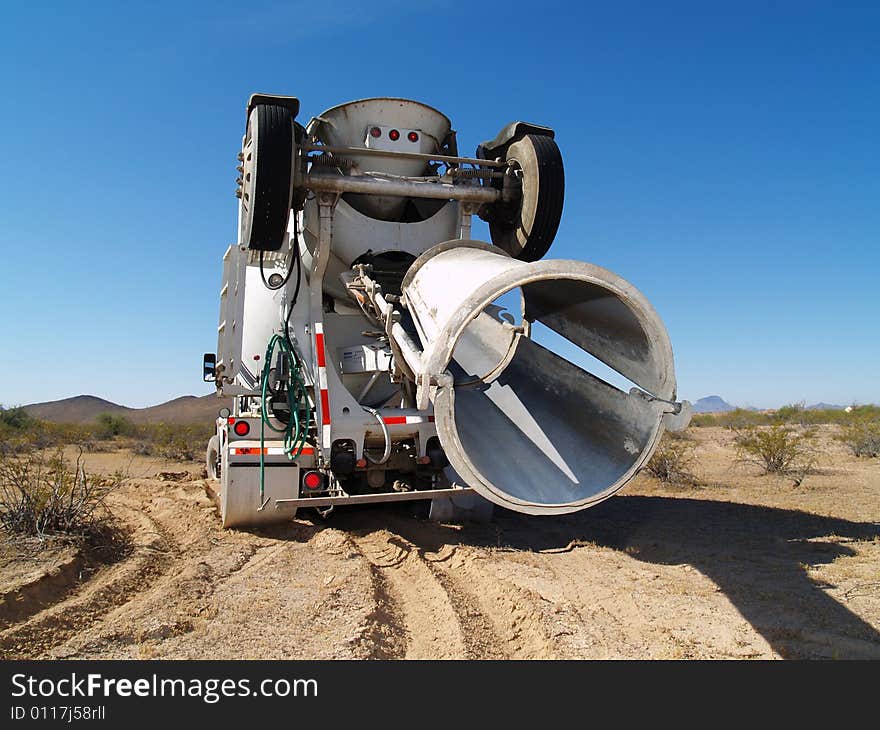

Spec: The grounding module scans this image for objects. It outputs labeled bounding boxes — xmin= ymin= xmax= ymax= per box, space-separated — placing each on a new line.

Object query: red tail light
xmin=388 ymin=129 xmax=400 ymax=141
xmin=233 ymin=420 xmax=250 ymax=437
xmin=369 ymin=126 xmax=382 ymax=138
xmin=408 ymin=131 xmax=419 ymax=142
xmin=303 ymin=471 xmax=323 ymax=490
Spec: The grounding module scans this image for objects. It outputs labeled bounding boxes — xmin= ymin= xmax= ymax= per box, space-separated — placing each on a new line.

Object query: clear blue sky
xmin=0 ymin=1 xmax=877 ymax=409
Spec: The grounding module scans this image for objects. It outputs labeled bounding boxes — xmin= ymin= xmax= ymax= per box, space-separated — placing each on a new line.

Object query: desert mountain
xmin=23 ymin=393 xmax=229 ymax=424
xmin=692 ymin=395 xmax=735 ymax=413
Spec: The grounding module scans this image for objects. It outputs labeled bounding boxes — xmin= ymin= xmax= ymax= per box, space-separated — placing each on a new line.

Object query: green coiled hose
xmin=258 ymin=333 xmax=312 ymax=505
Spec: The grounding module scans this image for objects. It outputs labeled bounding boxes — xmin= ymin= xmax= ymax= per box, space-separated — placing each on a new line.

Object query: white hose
xmin=362 ymin=406 xmax=391 ymax=464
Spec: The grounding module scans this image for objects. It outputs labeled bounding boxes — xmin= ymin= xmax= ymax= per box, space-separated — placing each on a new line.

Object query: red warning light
xmin=408 ymin=131 xmax=419 ymax=143
xmin=388 ymin=129 xmax=400 ymax=141
xmin=233 ymin=420 xmax=250 ymax=437
xmin=369 ymin=126 xmax=382 ymax=138
xmin=303 ymin=471 xmax=323 ymax=490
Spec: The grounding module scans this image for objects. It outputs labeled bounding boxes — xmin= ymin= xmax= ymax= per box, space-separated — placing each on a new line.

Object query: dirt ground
xmin=1 ymin=426 xmax=878 ymax=660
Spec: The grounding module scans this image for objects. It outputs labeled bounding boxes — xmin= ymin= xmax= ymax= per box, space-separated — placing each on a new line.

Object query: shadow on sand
xmin=330 ymin=495 xmax=880 ymax=659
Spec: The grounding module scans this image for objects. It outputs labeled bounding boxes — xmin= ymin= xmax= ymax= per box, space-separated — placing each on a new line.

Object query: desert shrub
xmin=645 ymin=434 xmax=698 ymax=484
xmin=734 ymin=425 xmax=813 ymax=476
xmin=693 ymin=408 xmax=767 ymax=429
xmin=0 ymin=405 xmax=35 ymax=430
xmin=129 ymin=422 xmax=214 ymax=462
xmin=131 ymin=441 xmax=155 ymax=457
xmin=773 ymin=402 xmax=805 ymax=424
xmin=694 ymin=404 xmax=880 ymax=428
xmin=0 ymin=450 xmax=122 ymax=538
xmin=1 ymin=420 xmax=101 ymax=456
xmin=838 ymin=419 xmax=880 ymax=458
xmin=0 ymin=411 xmax=212 ymax=462
xmin=94 ymin=413 xmax=135 ymax=439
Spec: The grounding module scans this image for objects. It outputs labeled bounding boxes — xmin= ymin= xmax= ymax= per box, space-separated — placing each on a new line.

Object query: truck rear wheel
xmin=485 ymin=134 xmax=564 ymax=262
xmin=206 ymin=436 xmax=220 ymax=481
xmin=239 ymin=104 xmax=296 ymax=251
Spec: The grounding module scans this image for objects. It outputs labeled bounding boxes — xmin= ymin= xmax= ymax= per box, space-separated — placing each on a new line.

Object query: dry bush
xmin=0 ymin=411 xmax=95 ymax=456
xmin=838 ymin=419 xmax=880 ymax=458
xmin=692 ymin=408 xmax=766 ymax=428
xmin=692 ymin=404 xmax=880 ymax=428
xmin=645 ymin=434 xmax=698 ymax=485
xmin=733 ymin=425 xmax=814 ymax=482
xmin=129 ymin=423 xmax=213 ymax=461
xmin=0 ymin=450 xmax=122 ymax=539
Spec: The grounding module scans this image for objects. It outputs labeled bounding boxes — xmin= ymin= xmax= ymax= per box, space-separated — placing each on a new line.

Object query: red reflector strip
xmin=314 ymin=322 xmax=331 ymax=434
xmin=315 ymin=332 xmax=326 ymax=368
xmin=231 ymin=447 xmax=315 ymax=456
xmin=381 ymin=415 xmax=436 ymax=425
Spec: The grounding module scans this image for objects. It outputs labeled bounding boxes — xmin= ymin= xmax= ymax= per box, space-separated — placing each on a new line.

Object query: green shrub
xmin=838 ymin=419 xmax=880 ymax=458
xmin=734 ymin=425 xmax=813 ymax=476
xmin=94 ymin=413 xmax=135 ymax=439
xmin=128 ymin=422 xmax=214 ymax=462
xmin=693 ymin=404 xmax=880 ymax=428
xmin=693 ymin=408 xmax=765 ymax=429
xmin=0 ymin=405 xmax=35 ymax=430
xmin=0 ymin=411 xmax=211 ymax=462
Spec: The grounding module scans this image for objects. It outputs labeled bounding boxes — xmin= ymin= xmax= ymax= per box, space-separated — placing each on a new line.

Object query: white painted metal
xmin=307 ymin=98 xmax=452 ymax=219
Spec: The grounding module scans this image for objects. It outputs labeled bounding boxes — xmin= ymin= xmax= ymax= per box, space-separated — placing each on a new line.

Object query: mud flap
xmin=428 ymin=467 xmax=495 ymax=524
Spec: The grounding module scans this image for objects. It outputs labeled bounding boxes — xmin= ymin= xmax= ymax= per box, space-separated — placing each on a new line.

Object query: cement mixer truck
xmin=202 ymin=94 xmax=691 ymax=528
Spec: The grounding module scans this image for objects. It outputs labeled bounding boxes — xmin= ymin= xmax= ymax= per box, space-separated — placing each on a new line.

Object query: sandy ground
xmin=1 ymin=426 xmax=878 ymax=660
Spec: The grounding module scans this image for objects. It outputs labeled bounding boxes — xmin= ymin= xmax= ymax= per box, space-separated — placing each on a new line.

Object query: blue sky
xmin=0 ymin=1 xmax=877 ymax=409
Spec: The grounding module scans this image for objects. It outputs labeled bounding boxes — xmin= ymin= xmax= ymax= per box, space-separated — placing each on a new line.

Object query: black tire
xmin=239 ymin=104 xmax=295 ymax=251
xmin=206 ymin=436 xmax=220 ymax=481
xmin=487 ymin=134 xmax=564 ymax=262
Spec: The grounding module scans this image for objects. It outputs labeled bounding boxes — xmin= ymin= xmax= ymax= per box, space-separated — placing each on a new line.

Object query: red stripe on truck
xmin=231 ymin=447 xmax=315 ymax=455
xmin=315 ymin=333 xmax=327 ymax=368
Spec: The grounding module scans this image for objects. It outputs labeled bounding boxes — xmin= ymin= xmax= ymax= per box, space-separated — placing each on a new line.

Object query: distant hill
xmin=692 ymin=395 xmax=735 ymax=413
xmin=806 ymin=403 xmax=845 ymax=411
xmin=23 ymin=394 xmax=229 ymax=425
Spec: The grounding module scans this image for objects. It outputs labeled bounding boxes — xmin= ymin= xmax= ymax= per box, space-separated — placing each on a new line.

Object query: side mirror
xmin=203 ymin=353 xmax=217 ymax=382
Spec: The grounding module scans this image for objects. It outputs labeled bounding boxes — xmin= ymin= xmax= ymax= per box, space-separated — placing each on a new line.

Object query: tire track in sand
xmin=0 ymin=500 xmax=176 ymax=658
xmin=375 ymin=512 xmax=561 ymax=659
xmin=352 ymin=529 xmax=469 ymax=659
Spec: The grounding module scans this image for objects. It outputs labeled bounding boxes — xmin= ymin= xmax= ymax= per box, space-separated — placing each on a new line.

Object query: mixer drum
xmin=402 ymin=241 xmax=683 ymax=515
xmin=310 ymin=98 xmax=452 ymax=221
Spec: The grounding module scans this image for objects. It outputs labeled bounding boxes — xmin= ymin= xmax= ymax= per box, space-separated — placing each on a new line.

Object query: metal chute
xmin=401 ymin=241 xmax=687 ymax=515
